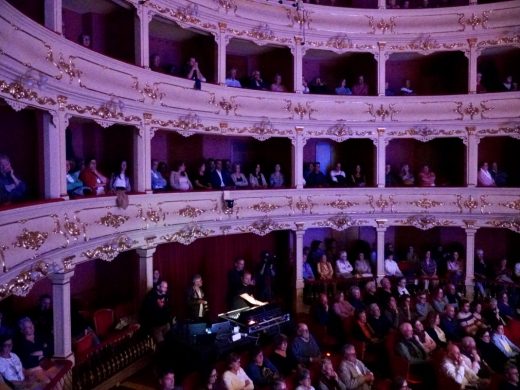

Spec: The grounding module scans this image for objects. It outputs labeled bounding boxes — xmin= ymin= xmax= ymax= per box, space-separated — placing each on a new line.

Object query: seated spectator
xmin=432 ymin=287 xmax=449 ymax=313
xmin=249 ymin=163 xmax=268 ymax=188
xmin=457 ymin=300 xmax=479 ymax=336
xmin=0 ymin=154 xmax=27 ymax=204
xmin=223 ymin=353 xmax=254 ymax=390
xmin=418 ymin=165 xmax=435 ymax=187
xmin=354 ymin=253 xmax=372 ymax=277
xmin=425 ymin=311 xmax=447 ymax=348
xmin=312 ymin=293 xmax=332 ymax=327
xmin=66 ymin=159 xmax=87 ymax=196
xmin=246 ymin=347 xmax=279 ymax=387
xmin=476 ymin=72 xmax=486 ymax=94
xmin=441 ymin=304 xmax=463 ymax=342
xmin=338 ymin=344 xmax=374 ymax=390
xmin=352 ymin=309 xmax=379 ymax=344
xmin=318 ymin=358 xmax=346 ymax=390
xmin=413 ymin=319 xmax=436 ymax=354
xmin=385 ymin=164 xmax=398 ymax=187
xmin=306 ymin=162 xmax=327 ymax=188
xmin=317 ymin=255 xmax=334 ymax=280
xmin=364 ymin=281 xmax=378 ymax=306
xmin=395 ymin=278 xmax=411 ymax=297
xmin=170 ymin=162 xmax=193 ymax=191
xmin=368 ymin=303 xmax=391 ymax=338
xmin=501 ymin=75 xmax=514 ymax=92
xmin=415 ymin=291 xmax=433 ymax=322
xmin=384 ymin=253 xmax=403 ymax=277
xmin=230 ymin=163 xmax=248 ymax=187
xmin=419 ymin=250 xmax=438 ymax=290
xmin=333 ymin=292 xmax=355 ymax=321
xmin=501 ymin=364 xmax=519 ymax=390
xmin=396 ymin=322 xmax=428 ymax=366
xmin=210 ymin=159 xmax=234 ymax=189
xmin=445 ymin=283 xmax=462 ymax=309
xmin=483 ymin=298 xmax=506 ymax=329
xmin=348 ymin=286 xmax=366 ymax=312
xmin=80 ymin=33 xmax=91 ymax=48
xmin=490 ymin=161 xmax=508 ymax=187
xmin=491 ymin=324 xmax=520 ymax=359
xmin=150 ymin=54 xmax=165 ymax=73
xmin=185 ymin=57 xmax=206 ymax=90
xmin=151 ymin=160 xmax=168 ymax=191
xmin=447 ymin=252 xmax=464 ymax=285
xmin=295 ymin=368 xmax=314 ymax=390
xmin=291 ymin=323 xmax=321 ymax=365
xmin=14 ymin=317 xmax=52 ymax=372
xmin=302 ymin=77 xmax=310 ymax=94
xmin=303 ymin=257 xmax=315 ymax=281
xmin=400 ymin=164 xmax=415 ymax=186
xmin=0 ymin=335 xmax=25 ymax=384
xmin=350 ymin=164 xmax=366 ymax=187
xmin=270 ymin=334 xmax=296 ymax=377
xmin=387 ymin=0 xmax=400 ymax=8
xmin=352 ymin=76 xmax=369 ymax=96
xmin=269 ymin=164 xmax=284 ymax=188
xmin=441 ymin=344 xmax=479 ymax=389
xmin=478 ymin=162 xmax=495 ymax=186
xmin=193 ymin=161 xmax=212 ymax=190
xmin=271 ymin=74 xmax=286 ymax=92
xmin=335 ymin=79 xmax=352 ymax=95
xmin=495 ymin=258 xmax=514 ymax=284
xmin=335 ymin=251 xmax=353 ymax=278
xmin=460 ymin=336 xmax=486 ymax=377
xmin=330 ymin=163 xmax=347 ymax=186
xmin=158 ymin=368 xmax=176 ymax=390
xmin=400 ymin=79 xmax=415 ymax=96
xmin=310 ymin=77 xmax=328 ymax=95
xmin=110 ymin=160 xmax=131 ymax=193
xmin=475 ymin=328 xmax=508 ymax=373
xmin=200 ymin=367 xmax=221 ymax=390
xmin=398 ymin=295 xmax=416 ymax=324
xmin=249 ymin=70 xmax=267 ymax=90
xmin=377 ymin=277 xmax=395 ymax=307
xmin=383 ymin=296 xmax=401 ymax=329
xmin=497 ymin=292 xmax=515 ymax=322
xmin=225 ymin=68 xmax=242 ymax=88
xmin=385 ymin=81 xmax=396 ymax=96
xmin=79 ymin=158 xmax=107 ymax=195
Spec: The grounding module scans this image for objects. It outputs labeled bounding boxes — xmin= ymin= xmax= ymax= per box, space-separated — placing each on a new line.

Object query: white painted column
xmin=293 ymin=36 xmax=305 ymax=93
xmin=135 ymin=4 xmax=151 ymax=68
xmin=293 ymin=127 xmax=306 ymax=189
xmin=134 ymin=125 xmax=149 ymax=193
xmin=378 ymin=0 xmax=387 ymax=9
xmin=376 ymin=128 xmax=386 ymax=188
xmin=377 ymin=43 xmax=387 ymax=96
xmin=50 ymin=270 xmax=74 ymax=360
xmin=465 ymin=226 xmax=477 ymax=299
xmin=294 ymin=225 xmax=306 ymax=313
xmin=376 ymin=221 xmax=387 ymax=281
xmin=466 ymin=38 xmax=478 ymax=94
xmin=44 ymin=0 xmax=62 ymax=34
xmin=136 ymin=247 xmax=156 ymax=305
xmin=217 ymin=23 xmax=228 ymax=85
xmin=43 ymin=112 xmax=67 ymax=199
xmin=465 ymin=126 xmax=479 ymax=187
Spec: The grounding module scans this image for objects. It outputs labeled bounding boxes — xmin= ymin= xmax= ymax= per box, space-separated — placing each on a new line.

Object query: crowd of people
xmin=478 ymin=161 xmax=509 ymax=187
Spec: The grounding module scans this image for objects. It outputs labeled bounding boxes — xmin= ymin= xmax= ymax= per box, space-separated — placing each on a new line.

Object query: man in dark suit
xmin=210 ymin=159 xmax=234 ymax=189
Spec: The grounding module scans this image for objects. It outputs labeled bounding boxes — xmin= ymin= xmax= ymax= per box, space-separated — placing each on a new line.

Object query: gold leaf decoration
xmin=314 ymin=215 xmax=367 ymax=231
xmin=97 ymin=212 xmax=130 ymax=228
xmin=500 ymin=199 xmax=520 ymax=211
xmin=0 ymin=80 xmax=57 ymax=106
xmin=486 ymin=219 xmax=520 ymax=232
xmin=456 ymin=195 xmax=478 ymax=213
xmin=83 ymin=236 xmax=135 ymax=261
xmin=397 ymin=215 xmax=453 ymax=230
xmin=368 ymin=195 xmax=395 ymax=213
xmin=328 ymin=199 xmax=358 ymax=210
xmin=161 ymin=224 xmax=213 ymax=245
xmin=250 ymin=202 xmax=280 ymax=213
xmin=410 ymin=198 xmax=444 ymax=210
xmin=0 ymin=261 xmax=50 ymax=299
xmin=237 ymin=218 xmax=290 ymax=236
xmin=367 ymin=104 xmax=398 ymax=121
xmin=178 ymin=206 xmax=205 ymax=218
xmin=13 ymin=229 xmax=49 ymax=251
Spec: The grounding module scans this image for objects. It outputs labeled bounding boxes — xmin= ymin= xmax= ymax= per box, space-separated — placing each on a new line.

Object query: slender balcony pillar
xmin=466 ymin=38 xmax=478 ymax=94
xmin=50 ymin=270 xmax=75 ymax=360
xmin=293 ymin=126 xmax=306 ymax=189
xmin=44 ymin=0 xmax=62 ymax=34
xmin=377 ymin=42 xmax=387 ymax=96
xmin=135 ymin=4 xmax=151 ymax=68
xmin=134 ymin=124 xmax=150 ymax=193
xmin=293 ymin=36 xmax=305 ymax=93
xmin=136 ymin=247 xmax=157 ymax=308
xmin=465 ymin=126 xmax=479 ymax=187
xmin=376 ymin=128 xmax=386 ymax=188
xmin=465 ymin=225 xmax=478 ymax=300
xmin=376 ymin=220 xmax=387 ymax=281
xmin=294 ymin=224 xmax=306 ymax=313
xmin=378 ymin=0 xmax=387 ymax=9
xmin=44 ymin=112 xmax=67 ymax=199
xmin=217 ymin=23 xmax=228 ymax=85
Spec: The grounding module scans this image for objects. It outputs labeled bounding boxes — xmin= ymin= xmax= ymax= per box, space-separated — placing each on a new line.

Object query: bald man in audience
xmin=441 ymin=343 xmax=480 ymax=388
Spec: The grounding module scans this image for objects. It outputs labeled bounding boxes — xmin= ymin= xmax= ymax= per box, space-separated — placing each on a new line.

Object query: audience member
xmin=79 ymin=158 xmax=107 ymax=195
xmin=400 ymin=79 xmax=415 ymax=96
xmin=110 ymin=160 xmax=131 ymax=192
xmin=501 ymin=75 xmax=514 ymax=92
xmin=211 ymin=160 xmax=234 ymax=189
xmin=15 ymin=317 xmax=52 ymax=375
xmin=415 ymin=291 xmax=433 ymax=322
xmin=295 ymin=368 xmax=315 ymax=390
xmin=158 ymin=368 xmax=177 ymax=390
xmin=350 ymin=165 xmax=366 ymax=187
xmin=354 ymin=253 xmax=372 ymax=277
xmin=318 ymin=358 xmax=346 ymax=390
xmin=66 ymin=159 xmax=86 ymax=196
xmin=80 ymin=33 xmax=91 ymax=48
xmin=395 ymin=278 xmax=411 ymax=297
xmin=271 ymin=74 xmax=286 ymax=92
xmin=225 ymin=68 xmax=242 ymax=88
xmin=383 ymin=296 xmax=401 ymax=329
xmin=418 ymin=165 xmax=435 ymax=187
xmin=330 ymin=163 xmax=347 ymax=186
xmin=385 ymin=164 xmax=398 ymax=187
xmin=270 ymin=334 xmax=296 ymax=377
xmin=420 ymin=251 xmax=438 ymax=290
xmin=317 ymin=255 xmax=334 ymax=280
xmin=368 ymin=303 xmax=391 ymax=338
xmin=249 ymin=70 xmax=267 ymax=90
xmin=170 ymin=161 xmax=193 ymax=191
xmin=384 ymin=253 xmax=403 ymax=277
xmin=441 ymin=304 xmax=463 ymax=342
xmin=223 ymin=353 xmax=254 ymax=390
xmin=0 ymin=335 xmax=24 ymax=385
xmin=476 ymin=72 xmax=486 ymax=93
xmin=335 ymin=251 xmax=353 ymax=278
xmin=398 ymin=294 xmax=416 ymax=324
xmin=446 ymin=252 xmax=464 ymax=285
xmin=335 ymin=79 xmax=352 ymax=95
xmin=457 ymin=299 xmax=479 ymax=336
xmin=333 ymin=292 xmax=355 ymax=321
xmin=249 ymin=163 xmax=268 ymax=188
xmin=269 ymin=164 xmax=284 ymax=188
xmin=187 ymin=274 xmax=208 ymax=322
xmin=385 ymin=81 xmax=396 ymax=96
xmin=377 ymin=277 xmax=394 ymax=307
xmin=310 ymin=78 xmax=328 ymax=94
xmin=475 ymin=328 xmax=508 ymax=373
xmin=246 ymin=347 xmax=279 ymax=387
xmin=492 ymin=324 xmax=520 ymax=359
xmin=413 ymin=319 xmax=436 ymax=354
xmin=445 ymin=283 xmax=462 ymax=309
xmin=306 ymin=162 xmax=327 ymax=187
xmin=498 ymin=292 xmax=516 ymax=322
xmin=396 ymin=322 xmax=428 ymax=366
xmin=441 ymin=344 xmax=479 ymax=389
xmin=185 ymin=57 xmax=206 ymax=90
xmin=291 ymin=323 xmax=321 ymax=365
xmin=193 ymin=161 xmax=212 ymax=189
xmin=338 ymin=344 xmax=374 ymax=390
xmin=302 ymin=78 xmax=310 ymax=94
xmin=151 ymin=160 xmax=168 ymax=191
xmin=490 ymin=162 xmax=508 ymax=186
xmin=140 ymin=281 xmax=172 ymax=343
xmin=352 ymin=309 xmax=379 ymax=344
xmin=231 ymin=163 xmax=248 ymax=187
xmin=425 ymin=311 xmax=447 ymax=348
xmin=400 ymin=164 xmax=415 ymax=186
xmin=363 ymin=281 xmax=378 ymax=306
xmin=0 ymin=154 xmax=27 ymax=204
xmin=501 ymin=364 xmax=519 ymax=390
xmin=478 ymin=162 xmax=495 ymax=186
xmin=352 ymin=76 xmax=369 ymax=96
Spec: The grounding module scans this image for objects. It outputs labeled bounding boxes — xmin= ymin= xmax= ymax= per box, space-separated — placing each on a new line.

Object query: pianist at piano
xmin=231 ymin=271 xmax=257 ymax=311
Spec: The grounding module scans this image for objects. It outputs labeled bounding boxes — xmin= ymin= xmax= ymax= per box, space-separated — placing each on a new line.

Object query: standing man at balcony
xmin=185 ymin=57 xmax=206 ymax=90
xmin=141 ymin=280 xmax=172 ymax=343
xmin=0 ymin=154 xmax=26 ymax=205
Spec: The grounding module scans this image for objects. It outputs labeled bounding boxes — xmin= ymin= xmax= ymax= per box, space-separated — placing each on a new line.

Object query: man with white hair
xmin=336 ymin=251 xmax=353 ymax=278
xmin=338 ymin=344 xmax=374 ymax=390
xmin=291 ymin=323 xmax=321 ymax=365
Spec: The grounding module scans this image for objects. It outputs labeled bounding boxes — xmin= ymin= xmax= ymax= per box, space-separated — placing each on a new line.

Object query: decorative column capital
xmin=136 ymin=247 xmax=157 ymax=258
xmin=49 ymin=270 xmax=74 ymax=284
xmin=294 ymin=222 xmax=306 ymax=233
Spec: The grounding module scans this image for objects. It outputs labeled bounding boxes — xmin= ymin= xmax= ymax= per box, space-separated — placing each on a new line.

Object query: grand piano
xmin=218 ymin=302 xmax=290 ymax=335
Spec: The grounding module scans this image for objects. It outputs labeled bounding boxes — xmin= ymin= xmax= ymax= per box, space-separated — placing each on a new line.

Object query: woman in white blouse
xmin=170 ymin=161 xmax=193 ymax=191
xmin=110 ymin=160 xmax=131 ymax=192
xmin=223 ymin=353 xmax=254 ymax=390
xmin=231 ymin=163 xmax=249 ymax=187
xmin=0 ymin=336 xmax=25 ymax=385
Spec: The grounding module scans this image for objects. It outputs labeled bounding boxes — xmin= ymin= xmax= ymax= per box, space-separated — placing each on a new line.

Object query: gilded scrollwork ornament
xmin=83 ymin=236 xmax=135 ymax=261
xmin=314 ymin=215 xmax=367 ymax=231
xmin=237 ymin=218 xmax=290 ymax=236
xmin=397 ymin=215 xmax=453 ymax=230
xmin=410 ymin=198 xmax=444 ymax=210
xmin=250 ymin=202 xmax=280 ymax=213
xmin=178 ymin=205 xmax=205 ymax=218
xmin=97 ymin=212 xmax=130 ymax=228
xmin=486 ymin=219 xmax=520 ymax=233
xmin=13 ymin=229 xmax=49 ymax=251
xmin=161 ymin=224 xmax=213 ymax=245
xmin=0 ymin=261 xmax=50 ymax=299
